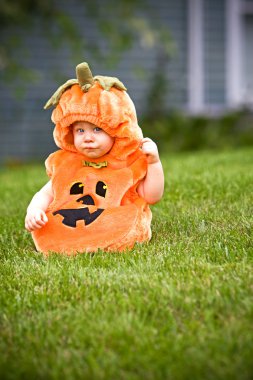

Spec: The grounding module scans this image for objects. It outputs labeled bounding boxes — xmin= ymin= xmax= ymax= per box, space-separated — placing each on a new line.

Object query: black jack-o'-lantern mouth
xmin=53 ymin=180 xmax=107 ymax=228
xmin=53 ymin=206 xmax=104 ymax=227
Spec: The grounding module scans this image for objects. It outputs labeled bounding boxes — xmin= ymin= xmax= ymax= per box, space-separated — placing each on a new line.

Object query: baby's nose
xmin=84 ymin=132 xmax=94 ymax=142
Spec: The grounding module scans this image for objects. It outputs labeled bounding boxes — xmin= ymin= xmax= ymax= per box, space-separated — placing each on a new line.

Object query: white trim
xmin=187 ymin=0 xmax=204 ymax=113
xmin=226 ymin=0 xmax=243 ymax=107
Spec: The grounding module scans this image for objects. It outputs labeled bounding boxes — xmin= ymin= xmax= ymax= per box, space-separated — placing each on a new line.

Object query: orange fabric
xmin=32 ymin=81 xmax=152 ymax=254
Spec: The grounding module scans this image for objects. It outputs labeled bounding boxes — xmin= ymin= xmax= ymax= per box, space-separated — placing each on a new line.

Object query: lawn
xmin=0 ymin=148 xmax=252 ymax=380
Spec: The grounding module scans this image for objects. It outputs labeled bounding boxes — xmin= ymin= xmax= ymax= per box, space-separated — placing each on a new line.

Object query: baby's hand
xmin=140 ymin=137 xmax=160 ymax=164
xmin=25 ymin=208 xmax=48 ymax=232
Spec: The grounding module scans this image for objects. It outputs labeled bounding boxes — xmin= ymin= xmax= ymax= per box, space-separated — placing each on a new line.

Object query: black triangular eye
xmin=96 ymin=181 xmax=107 ymax=197
xmin=70 ymin=182 xmax=84 ymax=194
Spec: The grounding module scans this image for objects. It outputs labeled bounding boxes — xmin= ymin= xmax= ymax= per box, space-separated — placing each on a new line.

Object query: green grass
xmin=0 ymin=148 xmax=252 ymax=380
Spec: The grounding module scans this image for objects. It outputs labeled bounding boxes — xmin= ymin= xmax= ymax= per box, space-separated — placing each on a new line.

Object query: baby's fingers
xmin=140 ymin=138 xmax=159 ymax=164
xmin=33 ymin=217 xmax=45 ymax=228
xmin=141 ymin=141 xmax=157 ymax=154
xmin=41 ymin=212 xmax=48 ymax=223
xmin=141 ymin=137 xmax=153 ymax=144
xmin=33 ymin=211 xmax=48 ymax=228
xmin=25 ymin=211 xmax=48 ymax=232
xmin=141 ymin=137 xmax=157 ymax=147
xmin=25 ymin=219 xmax=33 ymax=232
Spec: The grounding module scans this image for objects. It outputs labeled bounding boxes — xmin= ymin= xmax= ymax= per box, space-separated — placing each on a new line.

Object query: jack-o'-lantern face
xmin=50 ymin=165 xmax=134 ymax=230
xmin=32 ymin=158 xmax=151 ymax=254
xmin=53 ymin=180 xmax=108 ymax=227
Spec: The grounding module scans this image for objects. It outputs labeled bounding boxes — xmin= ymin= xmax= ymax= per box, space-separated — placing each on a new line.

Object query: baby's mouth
xmin=84 ymin=147 xmax=98 ymax=152
xmin=83 ymin=144 xmax=97 ymax=149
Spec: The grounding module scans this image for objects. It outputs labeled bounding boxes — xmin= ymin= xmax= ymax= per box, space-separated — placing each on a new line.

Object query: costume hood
xmin=45 ymin=62 xmax=143 ymax=161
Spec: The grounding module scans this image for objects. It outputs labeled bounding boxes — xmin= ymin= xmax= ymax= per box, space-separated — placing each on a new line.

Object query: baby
xmin=25 ymin=62 xmax=164 ymax=254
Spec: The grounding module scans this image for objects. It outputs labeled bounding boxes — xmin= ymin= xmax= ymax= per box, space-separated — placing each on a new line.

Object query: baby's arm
xmin=137 ymin=138 xmax=164 ymax=204
xmin=25 ymin=180 xmax=54 ymax=232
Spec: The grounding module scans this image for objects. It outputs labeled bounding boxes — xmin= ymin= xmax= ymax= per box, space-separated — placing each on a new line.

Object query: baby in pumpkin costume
xmin=25 ymin=62 xmax=164 ymax=254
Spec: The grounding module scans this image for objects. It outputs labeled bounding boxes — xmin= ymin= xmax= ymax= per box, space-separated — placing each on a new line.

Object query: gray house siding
xmin=0 ymin=0 xmax=189 ymax=163
xmin=0 ymin=0 xmax=230 ymax=163
xmin=152 ymin=0 xmax=188 ymax=108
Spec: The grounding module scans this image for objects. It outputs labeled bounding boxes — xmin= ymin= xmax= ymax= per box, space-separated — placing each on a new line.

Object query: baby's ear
xmin=93 ymin=75 xmax=127 ymax=91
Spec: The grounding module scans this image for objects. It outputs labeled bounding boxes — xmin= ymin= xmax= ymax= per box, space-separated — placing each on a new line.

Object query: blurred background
xmin=0 ymin=0 xmax=253 ymax=165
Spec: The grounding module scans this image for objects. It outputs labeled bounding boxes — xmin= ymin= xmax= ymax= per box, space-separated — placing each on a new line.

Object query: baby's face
xmin=73 ymin=121 xmax=114 ymax=158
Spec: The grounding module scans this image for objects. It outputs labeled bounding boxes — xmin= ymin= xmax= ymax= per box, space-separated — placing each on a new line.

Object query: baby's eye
xmin=94 ymin=127 xmax=102 ymax=132
xmin=77 ymin=128 xmax=84 ymax=133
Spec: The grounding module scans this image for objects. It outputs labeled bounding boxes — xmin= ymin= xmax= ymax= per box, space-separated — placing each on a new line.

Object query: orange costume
xmin=32 ymin=62 xmax=152 ymax=254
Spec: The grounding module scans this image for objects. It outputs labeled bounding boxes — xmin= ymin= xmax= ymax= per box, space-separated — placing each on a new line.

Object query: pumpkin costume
xmin=32 ymin=62 xmax=152 ymax=254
